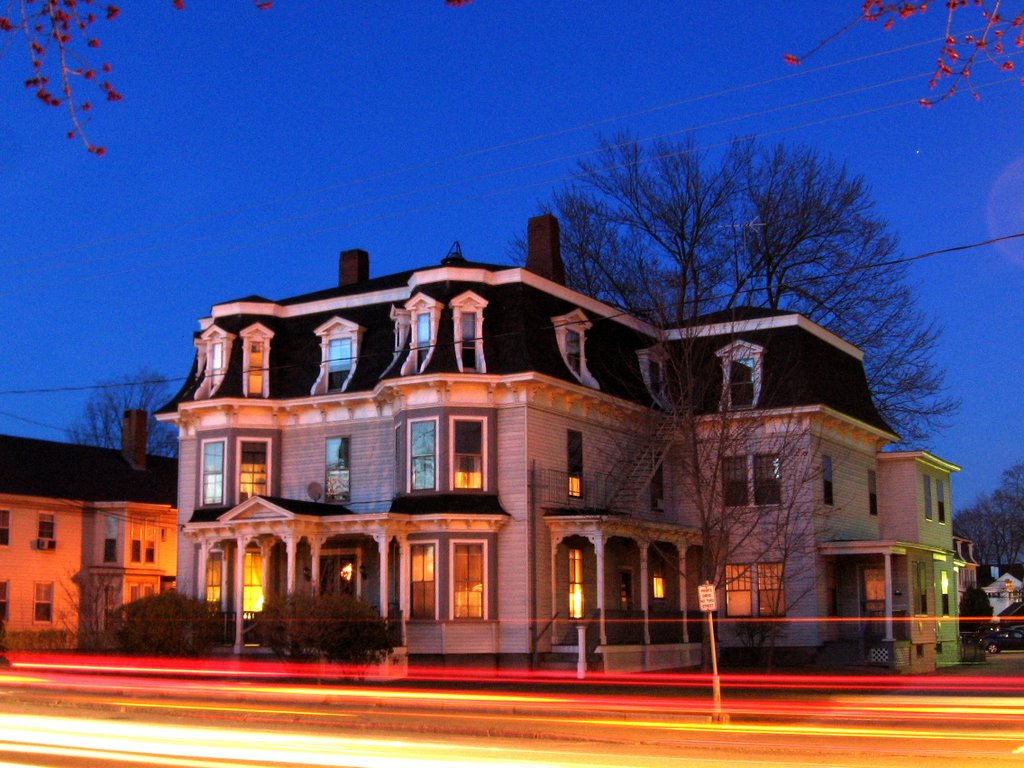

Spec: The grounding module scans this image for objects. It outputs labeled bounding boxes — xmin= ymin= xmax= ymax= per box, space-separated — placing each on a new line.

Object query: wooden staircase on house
xmin=606 ymin=413 xmax=679 ymax=513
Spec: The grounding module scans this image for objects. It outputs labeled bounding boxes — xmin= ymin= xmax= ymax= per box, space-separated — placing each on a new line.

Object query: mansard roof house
xmin=158 ymin=214 xmax=960 ymax=672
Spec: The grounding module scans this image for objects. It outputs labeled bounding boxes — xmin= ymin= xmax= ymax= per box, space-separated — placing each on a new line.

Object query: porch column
xmin=550 ymin=536 xmax=560 ymax=636
xmin=374 ymin=532 xmax=389 ymax=619
xmin=310 ymin=536 xmax=322 ymax=595
xmin=196 ymin=538 xmax=208 ymax=603
xmin=680 ymin=545 xmax=689 ymax=643
xmin=640 ymin=542 xmax=650 ymax=645
xmin=396 ymin=534 xmax=408 ymax=646
xmin=588 ymin=533 xmax=607 ymax=646
xmin=233 ymin=537 xmax=246 ymax=654
xmin=883 ymin=550 xmax=894 ymax=642
xmin=284 ymin=534 xmax=296 ymax=595
xmin=219 ymin=549 xmax=228 ymax=611
xmin=259 ymin=539 xmax=272 ymax=603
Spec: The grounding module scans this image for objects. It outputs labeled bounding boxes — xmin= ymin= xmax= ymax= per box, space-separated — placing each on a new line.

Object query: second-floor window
xmin=202 ymin=441 xmax=225 ymax=506
xmin=38 ymin=513 xmax=55 ymax=540
xmin=567 ymin=430 xmax=583 ymax=499
xmin=453 ymin=420 xmax=483 ymax=490
xmin=923 ymin=476 xmax=933 ymax=521
xmin=326 ymin=437 xmax=351 ymax=502
xmin=650 ymin=463 xmax=665 ymax=511
xmin=410 ymin=421 xmax=437 ymax=491
xmin=754 ymin=454 xmax=782 ymax=505
xmin=0 ymin=510 xmax=8 ymax=546
xmin=723 ymin=457 xmax=748 ymax=507
xmin=238 ymin=441 xmax=268 ymax=501
xmin=103 ymin=515 xmax=117 ymax=563
xmin=868 ymin=469 xmax=878 ymax=516
xmin=937 ymin=480 xmax=946 ymax=523
xmin=822 ymin=456 xmax=834 ymax=506
xmin=131 ymin=521 xmax=143 ymax=563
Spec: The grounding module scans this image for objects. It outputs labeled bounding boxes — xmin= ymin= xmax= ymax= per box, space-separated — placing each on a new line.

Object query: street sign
xmin=698 ymin=582 xmax=717 ymax=612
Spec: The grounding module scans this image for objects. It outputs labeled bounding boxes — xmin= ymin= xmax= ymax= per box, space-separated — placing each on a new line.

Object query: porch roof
xmin=819 ymin=539 xmax=951 ymax=558
xmin=188 ymin=495 xmax=351 ymax=523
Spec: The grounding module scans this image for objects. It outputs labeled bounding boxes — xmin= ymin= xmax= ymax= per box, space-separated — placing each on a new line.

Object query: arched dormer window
xmin=311 ymin=316 xmax=364 ymax=395
xmin=194 ymin=325 xmax=235 ymax=400
xmin=637 ymin=346 xmax=669 ymax=409
xmin=450 ymin=290 xmax=488 ymax=373
xmin=553 ymin=309 xmax=599 ymax=389
xmin=240 ymin=323 xmax=274 ymax=399
xmin=401 ymin=293 xmax=442 ymax=376
xmin=715 ymin=340 xmax=764 ymax=410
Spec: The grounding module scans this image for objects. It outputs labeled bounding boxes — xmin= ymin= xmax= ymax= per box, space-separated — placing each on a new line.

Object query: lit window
xmin=410 ymin=421 xmax=436 ymax=491
xmin=453 ymin=420 xmax=483 ymax=490
xmin=568 ymin=547 xmax=584 ymax=619
xmin=725 ymin=565 xmax=751 ymax=617
xmin=451 ymin=291 xmax=488 ymax=373
xmin=652 ymin=560 xmax=665 ymax=600
xmin=240 ymin=322 xmax=274 ymax=399
xmin=312 ymin=317 xmax=364 ymax=395
xmin=822 ymin=456 xmax=833 ymax=506
xmin=325 ymin=437 xmax=351 ymax=502
xmin=758 ymin=562 xmax=785 ymax=616
xmin=243 ymin=550 xmax=264 ymax=613
xmin=410 ymin=543 xmax=435 ymax=619
xmin=868 ymin=469 xmax=878 ymax=516
xmin=567 ymin=430 xmax=583 ymax=499
xmin=38 ymin=513 xmax=55 ymax=540
xmin=941 ymin=570 xmax=950 ymax=616
xmin=0 ymin=510 xmax=9 ymax=546
xmin=754 ymin=454 xmax=781 ymax=505
xmin=923 ymin=476 xmax=933 ymax=521
xmin=552 ymin=309 xmax=599 ymax=388
xmin=238 ymin=441 xmax=268 ymax=501
xmin=453 ymin=543 xmax=484 ymax=619
xmin=723 ymin=457 xmax=748 ymax=507
xmin=206 ymin=551 xmax=222 ymax=606
xmin=202 ymin=441 xmax=225 ymax=506
xmin=715 ymin=340 xmax=764 ymax=410
xmin=34 ymin=582 xmax=53 ymax=623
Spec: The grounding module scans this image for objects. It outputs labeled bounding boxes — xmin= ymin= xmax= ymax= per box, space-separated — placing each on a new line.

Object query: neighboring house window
xmin=38 ymin=513 xmax=55 ymax=540
xmin=568 ymin=547 xmax=584 ymax=619
xmin=410 ymin=420 xmax=437 ymax=491
xmin=652 ymin=560 xmax=666 ymax=600
xmin=206 ymin=551 xmax=222 ymax=606
xmin=822 ymin=456 xmax=834 ymax=506
xmin=240 ymin=323 xmax=274 ymax=399
xmin=754 ymin=454 xmax=782 ymax=505
xmin=410 ymin=543 xmax=436 ymax=619
xmin=715 ymin=340 xmax=764 ymax=410
xmin=311 ymin=317 xmax=364 ymax=395
xmin=0 ymin=510 xmax=8 ymax=546
xmin=937 ymin=480 xmax=946 ymax=524
xmin=940 ymin=570 xmax=950 ymax=616
xmin=144 ymin=524 xmax=156 ymax=563
xmin=202 ymin=441 xmax=225 ymax=506
xmin=450 ymin=291 xmax=488 ymax=373
xmin=868 ymin=469 xmax=878 ymax=516
xmin=552 ymin=309 xmax=599 ymax=388
xmin=452 ymin=419 xmax=484 ymax=490
xmin=452 ymin=542 xmax=485 ymax=619
xmin=401 ymin=294 xmax=442 ymax=375
xmin=194 ymin=326 xmax=235 ymax=399
xmin=130 ymin=522 xmax=142 ymax=563
xmin=915 ymin=561 xmax=928 ymax=615
xmin=567 ymin=430 xmax=583 ymax=499
xmin=650 ymin=462 xmax=665 ymax=511
xmin=923 ymin=476 xmax=933 ymax=521
xmin=325 ymin=437 xmax=351 ymax=502
xmin=34 ymin=582 xmax=53 ymax=623
xmin=725 ymin=564 xmax=752 ymax=617
xmin=238 ymin=440 xmax=269 ymax=501
xmin=243 ymin=550 xmax=264 ymax=613
xmin=103 ymin=515 xmax=117 ymax=563
xmin=723 ymin=457 xmax=748 ymax=507
xmin=0 ymin=581 xmax=7 ymax=621
xmin=129 ymin=584 xmax=140 ymax=603
xmin=758 ymin=562 xmax=785 ymax=616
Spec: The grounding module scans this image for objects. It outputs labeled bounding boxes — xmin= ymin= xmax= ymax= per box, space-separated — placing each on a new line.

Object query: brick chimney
xmin=339 ymin=249 xmax=369 ymax=287
xmin=121 ymin=409 xmax=148 ymax=471
xmin=525 ymin=213 xmax=565 ymax=286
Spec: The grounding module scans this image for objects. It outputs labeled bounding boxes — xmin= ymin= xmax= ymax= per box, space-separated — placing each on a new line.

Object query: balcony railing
xmin=533 ymin=467 xmax=616 ymax=511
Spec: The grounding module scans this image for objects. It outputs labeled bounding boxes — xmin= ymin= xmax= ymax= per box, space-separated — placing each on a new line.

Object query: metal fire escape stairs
xmin=606 ymin=412 xmax=679 ymax=514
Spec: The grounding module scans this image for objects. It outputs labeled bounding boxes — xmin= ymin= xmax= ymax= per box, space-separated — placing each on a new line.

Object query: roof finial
xmin=441 ymin=240 xmax=465 ymax=265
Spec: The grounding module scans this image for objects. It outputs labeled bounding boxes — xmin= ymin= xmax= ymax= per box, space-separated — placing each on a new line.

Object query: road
xmin=2 ymin=652 xmax=1023 ymax=767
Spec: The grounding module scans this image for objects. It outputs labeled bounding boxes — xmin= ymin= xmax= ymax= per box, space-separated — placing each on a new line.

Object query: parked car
xmin=979 ymin=628 xmax=1024 ymax=653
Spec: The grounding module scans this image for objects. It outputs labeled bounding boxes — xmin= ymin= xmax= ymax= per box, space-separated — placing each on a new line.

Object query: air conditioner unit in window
xmin=34 ymin=538 xmax=56 ymax=551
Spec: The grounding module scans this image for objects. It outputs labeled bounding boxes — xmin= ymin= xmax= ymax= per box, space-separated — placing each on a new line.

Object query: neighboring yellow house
xmin=0 ymin=411 xmax=177 ymax=647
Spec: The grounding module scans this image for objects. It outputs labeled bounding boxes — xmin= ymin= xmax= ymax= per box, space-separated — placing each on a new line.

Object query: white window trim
xmin=324 ymin=435 xmax=352 ymax=503
xmin=401 ymin=293 xmax=443 ymax=376
xmin=449 ymin=415 xmax=487 ymax=492
xmin=240 ymin=323 xmax=275 ymax=399
xmin=311 ymin=316 xmax=365 ymax=395
xmin=195 ymin=326 xmax=236 ymax=400
xmin=449 ymin=538 xmax=489 ymax=621
xmin=715 ymin=339 xmax=764 ymax=410
xmin=236 ymin=437 xmax=272 ymax=504
xmin=450 ymin=290 xmax=488 ymax=374
xmin=33 ymin=581 xmax=54 ymax=625
xmin=636 ymin=346 xmax=669 ymax=408
xmin=200 ymin=438 xmax=227 ymax=506
xmin=408 ymin=538 xmax=440 ymax=621
xmin=407 ymin=417 xmax=440 ymax=493
xmin=552 ymin=309 xmax=599 ymax=389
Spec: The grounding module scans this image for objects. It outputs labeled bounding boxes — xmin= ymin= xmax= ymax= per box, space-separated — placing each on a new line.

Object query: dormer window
xmin=450 ymin=291 xmax=488 ymax=373
xmin=553 ymin=309 xmax=599 ymax=389
xmin=715 ymin=340 xmax=764 ymax=410
xmin=312 ymin=317 xmax=364 ymax=395
xmin=240 ymin=323 xmax=274 ymax=399
xmin=637 ymin=346 xmax=670 ymax=408
xmin=195 ymin=326 xmax=235 ymax=399
xmin=401 ymin=294 xmax=442 ymax=376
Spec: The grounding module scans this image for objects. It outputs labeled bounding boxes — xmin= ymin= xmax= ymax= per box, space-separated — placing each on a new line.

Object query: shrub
xmin=3 ymin=629 xmax=74 ymax=651
xmin=959 ymin=587 xmax=994 ymax=635
xmin=114 ymin=592 xmax=218 ymax=657
xmin=259 ymin=593 xmax=393 ymax=665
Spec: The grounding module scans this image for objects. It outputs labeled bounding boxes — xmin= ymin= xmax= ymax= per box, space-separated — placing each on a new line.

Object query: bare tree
xmin=955 ymin=462 xmax=1024 ymax=565
xmin=66 ymin=368 xmax=178 ymax=458
xmin=516 ymin=134 xmax=957 ymax=443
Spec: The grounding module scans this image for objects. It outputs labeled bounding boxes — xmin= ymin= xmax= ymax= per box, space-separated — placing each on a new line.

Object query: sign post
xmin=698 ymin=581 xmax=727 ymax=723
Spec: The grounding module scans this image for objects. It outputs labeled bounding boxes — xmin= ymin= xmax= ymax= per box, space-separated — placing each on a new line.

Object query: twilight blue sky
xmin=0 ymin=2 xmax=1021 ymax=508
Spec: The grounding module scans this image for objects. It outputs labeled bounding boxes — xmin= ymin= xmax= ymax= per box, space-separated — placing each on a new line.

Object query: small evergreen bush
xmin=114 ymin=592 xmax=218 ymax=657
xmin=259 ymin=593 xmax=393 ymax=665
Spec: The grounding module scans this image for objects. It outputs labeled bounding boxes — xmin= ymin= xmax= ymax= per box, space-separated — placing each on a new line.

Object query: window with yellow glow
xmin=205 ymin=552 xmax=222 ymax=606
xmin=725 ymin=564 xmax=751 ymax=617
xmin=239 ymin=441 xmax=268 ymax=501
xmin=568 ymin=547 xmax=584 ymax=619
xmin=453 ymin=420 xmax=483 ymax=490
xmin=567 ymin=430 xmax=583 ymax=499
xmin=652 ymin=560 xmax=665 ymax=600
xmin=757 ymin=562 xmax=784 ymax=616
xmin=247 ymin=341 xmax=264 ymax=396
xmin=453 ymin=543 xmax=484 ymax=619
xmin=243 ymin=550 xmax=264 ymax=613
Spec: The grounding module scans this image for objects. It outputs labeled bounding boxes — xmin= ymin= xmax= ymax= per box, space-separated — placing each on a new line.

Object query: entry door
xmin=860 ymin=566 xmax=886 ymax=639
xmin=320 ymin=553 xmax=358 ymax=597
